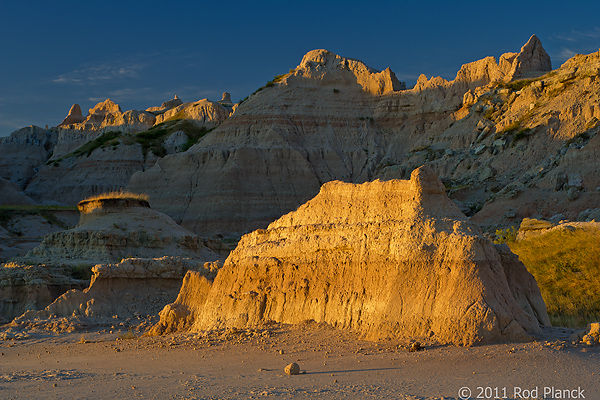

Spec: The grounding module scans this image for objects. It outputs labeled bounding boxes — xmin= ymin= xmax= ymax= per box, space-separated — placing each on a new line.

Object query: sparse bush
xmin=70 ymin=264 xmax=93 ymax=281
xmin=118 ymin=327 xmax=138 ymax=340
xmin=494 ymin=226 xmax=517 ymax=244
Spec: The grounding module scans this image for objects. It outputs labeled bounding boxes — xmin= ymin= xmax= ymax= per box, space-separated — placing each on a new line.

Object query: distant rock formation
xmin=24 ymin=140 xmax=158 ymax=205
xmin=146 ymin=95 xmax=184 ymax=114
xmin=0 ymin=126 xmax=53 ymax=189
xmin=58 ymin=104 xmax=85 ymax=126
xmin=416 ymin=35 xmax=552 ymax=93
xmin=218 ymin=92 xmax=234 ymax=107
xmin=296 ymin=49 xmax=406 ymax=94
xmin=59 ymin=98 xmax=156 ymax=133
xmin=155 ymin=166 xmax=549 ymax=345
xmin=13 ymin=256 xmax=220 ymax=324
xmin=154 ymin=99 xmax=231 ymax=126
xmin=22 ymin=196 xmax=217 ymax=266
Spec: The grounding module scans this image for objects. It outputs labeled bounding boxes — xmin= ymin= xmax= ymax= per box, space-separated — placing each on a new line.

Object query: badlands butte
xmin=1 ymin=34 xmax=600 ymax=351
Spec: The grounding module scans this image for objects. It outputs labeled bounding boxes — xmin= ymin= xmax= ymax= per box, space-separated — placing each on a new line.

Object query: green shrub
xmin=70 ymin=264 xmax=93 ymax=281
xmin=494 ymin=226 xmax=517 ymax=244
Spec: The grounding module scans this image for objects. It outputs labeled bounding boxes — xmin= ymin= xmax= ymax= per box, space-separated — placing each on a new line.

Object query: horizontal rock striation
xmin=14 ymin=257 xmax=220 ymax=323
xmin=127 ymin=36 xmax=554 ymax=237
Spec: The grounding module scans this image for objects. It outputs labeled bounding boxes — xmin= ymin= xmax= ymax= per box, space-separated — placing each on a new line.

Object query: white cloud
xmin=54 ymin=62 xmax=145 ymax=85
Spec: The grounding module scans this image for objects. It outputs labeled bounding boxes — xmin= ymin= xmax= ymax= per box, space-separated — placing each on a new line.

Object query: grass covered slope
xmin=508 ymin=226 xmax=600 ymax=328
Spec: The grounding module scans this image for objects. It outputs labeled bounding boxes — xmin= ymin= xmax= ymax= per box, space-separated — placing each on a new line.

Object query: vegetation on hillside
xmin=507 ymin=227 xmax=600 ymax=328
xmin=50 ymin=119 xmax=213 ymax=164
xmin=0 ymin=205 xmax=76 ymax=236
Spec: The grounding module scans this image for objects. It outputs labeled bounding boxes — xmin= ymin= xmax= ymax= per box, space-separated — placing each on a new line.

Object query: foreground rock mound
xmin=181 ymin=166 xmax=549 ymax=345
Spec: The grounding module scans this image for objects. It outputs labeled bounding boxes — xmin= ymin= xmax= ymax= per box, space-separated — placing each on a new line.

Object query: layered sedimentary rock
xmin=0 ymin=178 xmax=35 ymax=205
xmin=154 ymin=99 xmax=231 ymax=126
xmin=59 ymin=99 xmax=156 ymax=133
xmin=22 ymin=197 xmax=217 ymax=266
xmin=14 ymin=257 xmax=219 ymax=323
xmin=2 ymin=197 xmax=218 ymax=321
xmin=0 ymin=263 xmax=86 ymax=323
xmin=0 ymin=126 xmax=53 ymax=189
xmin=25 ymin=142 xmax=158 ymax=205
xmin=159 ymin=166 xmax=549 ymax=345
xmin=127 ymin=36 xmax=555 ymax=237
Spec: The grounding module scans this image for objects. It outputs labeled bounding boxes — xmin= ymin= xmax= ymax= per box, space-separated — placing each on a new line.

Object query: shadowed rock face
xmin=157 ymin=166 xmax=549 ymax=345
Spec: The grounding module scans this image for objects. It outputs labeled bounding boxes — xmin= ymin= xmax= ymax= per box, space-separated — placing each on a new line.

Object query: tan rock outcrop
xmin=166 ymin=166 xmax=549 ymax=345
xmin=154 ymin=99 xmax=230 ymax=126
xmin=146 ymin=95 xmax=184 ymax=113
xmin=58 ymin=104 xmax=85 ymax=126
xmin=293 ymin=49 xmax=406 ymax=95
xmin=148 ymin=268 xmax=216 ymax=335
xmin=59 ymin=99 xmax=156 ymax=134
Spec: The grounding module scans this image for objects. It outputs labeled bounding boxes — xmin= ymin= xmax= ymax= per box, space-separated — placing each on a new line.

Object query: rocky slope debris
xmin=156 ymin=166 xmax=549 ymax=346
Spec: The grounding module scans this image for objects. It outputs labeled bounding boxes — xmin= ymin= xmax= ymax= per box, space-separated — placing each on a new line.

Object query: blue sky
xmin=1 ymin=0 xmax=600 ymax=136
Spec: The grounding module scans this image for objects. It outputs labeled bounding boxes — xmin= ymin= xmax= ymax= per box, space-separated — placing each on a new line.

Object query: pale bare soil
xmin=0 ymin=323 xmax=598 ymax=400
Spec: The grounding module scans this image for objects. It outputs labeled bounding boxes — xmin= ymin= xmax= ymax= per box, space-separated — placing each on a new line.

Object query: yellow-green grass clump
xmin=82 ymin=190 xmax=149 ymax=203
xmin=78 ymin=191 xmax=150 ymax=214
xmin=509 ymin=227 xmax=600 ymax=328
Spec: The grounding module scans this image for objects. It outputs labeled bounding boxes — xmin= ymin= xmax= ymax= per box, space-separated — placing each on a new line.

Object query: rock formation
xmin=127 ymin=36 xmax=553 ymax=237
xmin=0 ymin=263 xmax=86 ymax=324
xmin=24 ymin=140 xmax=159 ymax=205
xmin=22 ymin=196 xmax=217 ymax=266
xmin=0 ymin=126 xmax=53 ymax=189
xmin=156 ymin=166 xmax=549 ymax=346
xmin=58 ymin=99 xmax=156 ymax=133
xmin=0 ymin=177 xmax=35 ymax=206
xmin=146 ymin=95 xmax=184 ymax=113
xmin=1 ymin=196 xmax=219 ymax=322
xmin=516 ymin=218 xmax=600 ymax=241
xmin=58 ymin=104 xmax=85 ymax=126
xmin=13 ymin=256 xmax=219 ymax=324
xmin=154 ymin=99 xmax=231 ymax=126
xmin=218 ymin=92 xmax=234 ymax=107
xmin=6 ymin=35 xmax=600 ymax=239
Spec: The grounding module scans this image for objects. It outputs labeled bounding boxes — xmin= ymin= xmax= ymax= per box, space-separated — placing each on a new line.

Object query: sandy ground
xmin=0 ymin=323 xmax=598 ymax=400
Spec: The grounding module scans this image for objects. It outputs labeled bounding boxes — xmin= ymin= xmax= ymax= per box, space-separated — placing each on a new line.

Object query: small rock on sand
xmin=284 ymin=362 xmax=300 ymax=375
